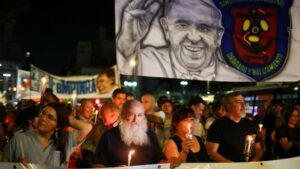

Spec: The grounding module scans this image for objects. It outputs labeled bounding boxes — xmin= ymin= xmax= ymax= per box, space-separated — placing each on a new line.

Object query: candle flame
xmin=246 ymin=135 xmax=253 ymax=141
xmin=41 ymin=77 xmax=47 ymax=84
xmin=95 ymin=99 xmax=100 ymax=105
xmin=129 ymin=150 xmax=135 ymax=156
xmin=259 ymin=124 xmax=263 ymax=132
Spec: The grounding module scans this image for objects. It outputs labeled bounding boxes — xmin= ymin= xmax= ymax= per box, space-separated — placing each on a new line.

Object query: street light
xmin=25 ymin=52 xmax=31 ymax=58
xmin=124 ymin=81 xmax=137 ymax=87
xmin=180 ymin=81 xmax=188 ymax=95
xmin=3 ymin=73 xmax=11 ymax=77
xmin=124 ymin=80 xmax=138 ymax=93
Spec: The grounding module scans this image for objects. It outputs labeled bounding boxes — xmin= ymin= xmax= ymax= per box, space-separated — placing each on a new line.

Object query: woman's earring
xmin=55 ymin=129 xmax=59 ymax=139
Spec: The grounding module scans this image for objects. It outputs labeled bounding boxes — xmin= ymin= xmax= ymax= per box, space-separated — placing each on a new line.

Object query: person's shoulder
xmin=100 ymin=126 xmax=119 ymax=138
xmin=16 ymin=130 xmax=34 ymax=137
xmin=214 ymin=116 xmax=227 ymax=124
xmin=107 ymin=126 xmax=120 ymax=134
xmin=147 ymin=128 xmax=157 ymax=137
xmin=11 ymin=130 xmax=34 ymax=142
xmin=208 ymin=117 xmax=226 ymax=130
xmin=241 ymin=118 xmax=256 ymax=125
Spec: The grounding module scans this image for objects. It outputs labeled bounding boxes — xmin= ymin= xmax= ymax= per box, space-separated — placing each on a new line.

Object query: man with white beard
xmin=93 ymin=100 xmax=166 ymax=167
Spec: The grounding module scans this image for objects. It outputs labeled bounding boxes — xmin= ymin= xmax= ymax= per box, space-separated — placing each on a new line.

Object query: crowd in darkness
xmin=0 ymin=87 xmax=300 ymax=168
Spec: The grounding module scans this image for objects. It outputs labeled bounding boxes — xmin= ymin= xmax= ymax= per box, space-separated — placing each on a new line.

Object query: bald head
xmin=141 ymin=94 xmax=156 ymax=114
xmin=101 ymin=101 xmax=120 ymax=127
xmin=79 ymin=99 xmax=94 ymax=122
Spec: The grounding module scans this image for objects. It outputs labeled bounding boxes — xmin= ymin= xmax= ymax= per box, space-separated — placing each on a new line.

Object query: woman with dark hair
xmin=3 ymin=103 xmax=92 ymax=168
xmin=164 ymin=107 xmax=210 ymax=168
xmin=275 ymin=105 xmax=300 ymax=159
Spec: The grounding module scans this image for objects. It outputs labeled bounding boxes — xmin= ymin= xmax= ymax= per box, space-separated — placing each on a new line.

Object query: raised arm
xmin=116 ymin=0 xmax=161 ymax=58
xmin=68 ymin=115 xmax=92 ymax=144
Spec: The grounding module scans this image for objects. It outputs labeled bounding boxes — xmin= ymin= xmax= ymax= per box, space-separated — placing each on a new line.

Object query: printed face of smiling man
xmin=161 ymin=0 xmax=223 ymax=72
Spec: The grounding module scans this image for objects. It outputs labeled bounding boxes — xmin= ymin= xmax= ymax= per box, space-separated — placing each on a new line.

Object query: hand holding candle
xmin=244 ymin=135 xmax=255 ymax=161
xmin=128 ymin=150 xmax=135 ymax=166
xmin=246 ymin=135 xmax=253 ymax=154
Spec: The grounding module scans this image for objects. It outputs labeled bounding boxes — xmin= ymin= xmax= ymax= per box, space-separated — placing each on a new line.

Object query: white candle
xmin=20 ymin=141 xmax=25 ymax=157
xmin=94 ymin=110 xmax=98 ymax=124
xmin=187 ymin=123 xmax=192 ymax=139
xmin=71 ymin=90 xmax=77 ymax=108
xmin=128 ymin=150 xmax=135 ymax=166
xmin=246 ymin=135 xmax=253 ymax=154
xmin=40 ymin=77 xmax=47 ymax=94
xmin=259 ymin=124 xmax=263 ymax=132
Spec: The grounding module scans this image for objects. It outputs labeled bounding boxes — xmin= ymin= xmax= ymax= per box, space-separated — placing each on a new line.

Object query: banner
xmin=1 ymin=156 xmax=300 ymax=169
xmin=16 ymin=65 xmax=120 ymax=99
xmin=115 ymin=0 xmax=300 ymax=82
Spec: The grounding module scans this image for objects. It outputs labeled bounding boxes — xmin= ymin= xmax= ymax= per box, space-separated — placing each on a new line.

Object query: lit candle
xmin=71 ymin=90 xmax=77 ymax=108
xmin=71 ymin=90 xmax=77 ymax=116
xmin=258 ymin=124 xmax=263 ymax=132
xmin=187 ymin=123 xmax=192 ymax=139
xmin=40 ymin=77 xmax=47 ymax=95
xmin=128 ymin=150 xmax=135 ymax=166
xmin=94 ymin=110 xmax=98 ymax=124
xmin=95 ymin=99 xmax=100 ymax=107
xmin=246 ymin=135 xmax=253 ymax=155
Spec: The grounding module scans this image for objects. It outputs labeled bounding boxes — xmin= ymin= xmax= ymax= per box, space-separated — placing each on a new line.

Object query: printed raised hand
xmin=117 ymin=0 xmax=161 ymax=58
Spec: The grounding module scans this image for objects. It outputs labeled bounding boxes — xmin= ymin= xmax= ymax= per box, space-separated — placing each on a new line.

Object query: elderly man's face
xmin=124 ymin=104 xmax=145 ymax=127
xmin=161 ymin=1 xmax=223 ymax=71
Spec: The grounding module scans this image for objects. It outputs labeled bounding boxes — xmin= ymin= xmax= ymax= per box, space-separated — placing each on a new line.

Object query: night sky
xmin=14 ymin=0 xmax=115 ymax=75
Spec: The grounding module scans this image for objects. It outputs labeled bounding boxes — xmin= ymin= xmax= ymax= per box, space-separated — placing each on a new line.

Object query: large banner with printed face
xmin=16 ymin=65 xmax=120 ymax=99
xmin=115 ymin=0 xmax=300 ymax=82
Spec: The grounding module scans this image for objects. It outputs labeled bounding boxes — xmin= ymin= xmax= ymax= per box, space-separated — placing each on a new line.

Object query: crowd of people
xmin=0 ymin=88 xmax=299 ymax=168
